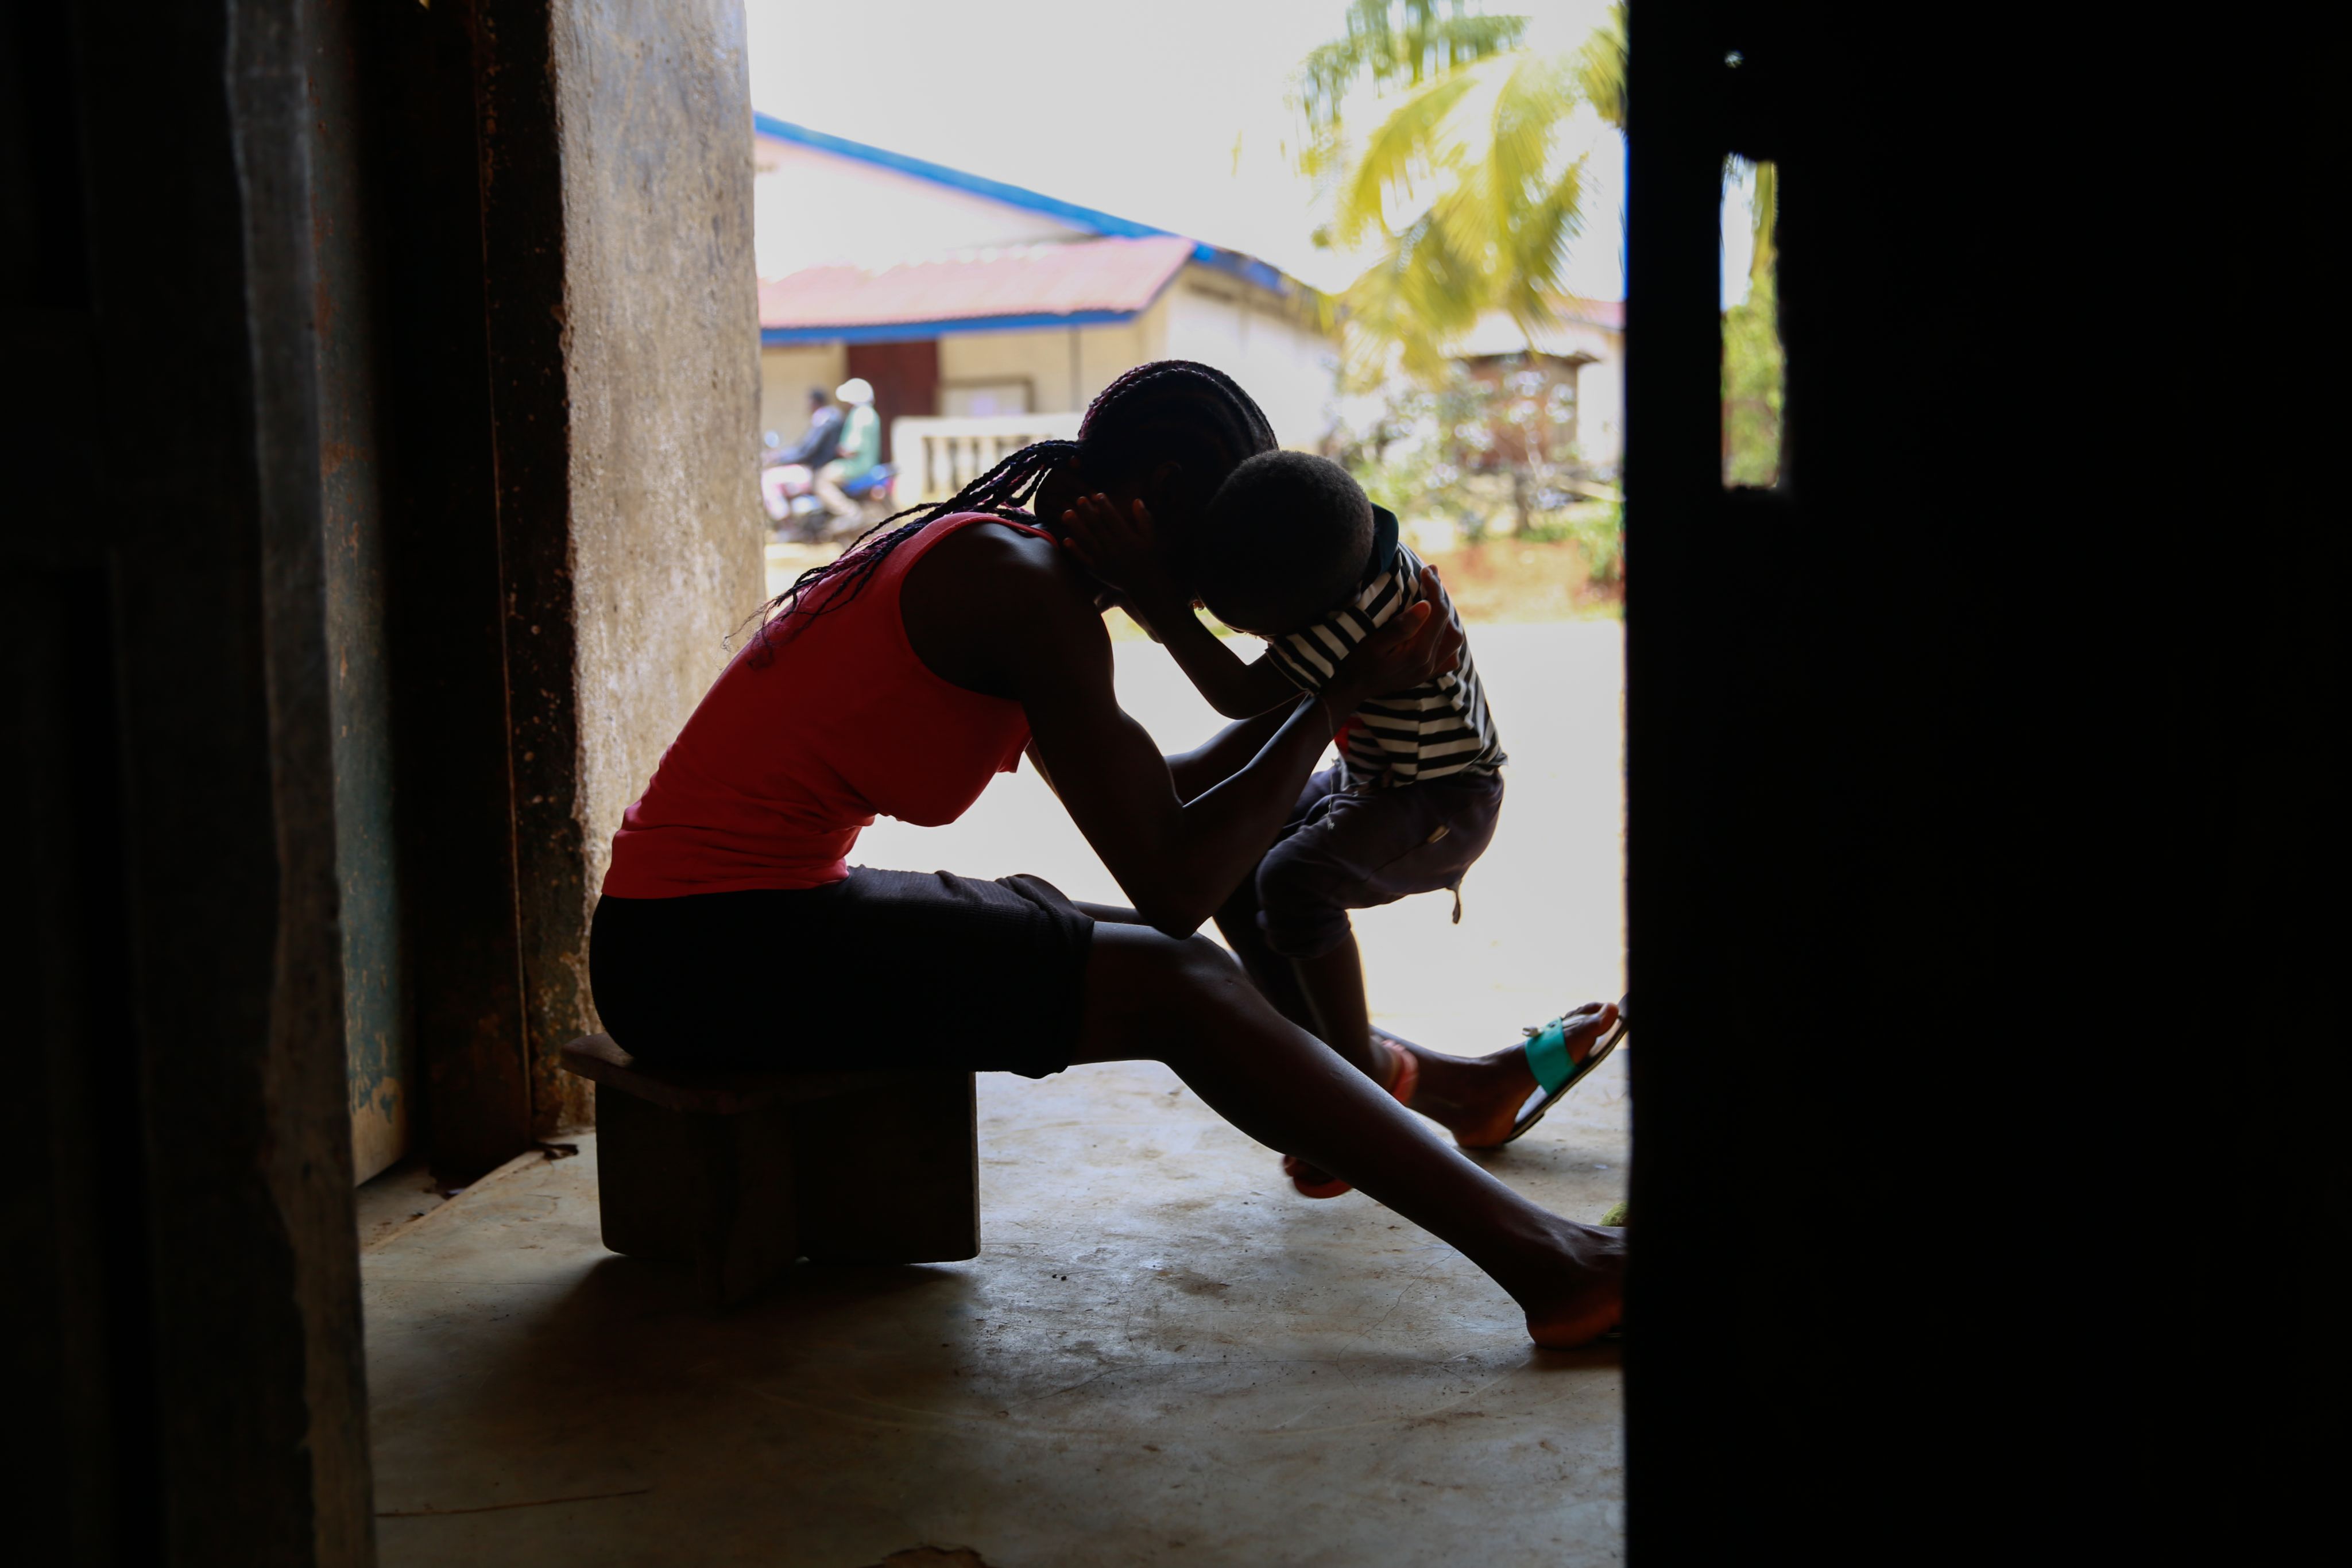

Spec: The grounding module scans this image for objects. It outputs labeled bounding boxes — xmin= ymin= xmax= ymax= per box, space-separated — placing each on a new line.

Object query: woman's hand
xmin=1058 ymin=493 xmax=1190 ymax=619
xmin=1328 ymin=566 xmax=1465 ymax=709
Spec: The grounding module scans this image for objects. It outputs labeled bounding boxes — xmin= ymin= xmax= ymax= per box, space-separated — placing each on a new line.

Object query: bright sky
xmin=1722 ymin=160 xmax=1760 ymax=310
xmin=744 ymin=0 xmax=1625 ymax=300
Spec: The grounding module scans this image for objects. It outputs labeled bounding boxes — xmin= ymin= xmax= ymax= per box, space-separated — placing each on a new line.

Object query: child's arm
xmin=1058 ymin=493 xmax=1296 ymax=719
xmin=1131 ymin=597 xmax=1297 ymax=718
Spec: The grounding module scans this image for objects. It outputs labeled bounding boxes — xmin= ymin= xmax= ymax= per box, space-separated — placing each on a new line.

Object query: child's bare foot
xmin=1512 ymin=1218 xmax=1627 ymax=1348
xmin=1382 ymin=1001 xmax=1618 ymax=1150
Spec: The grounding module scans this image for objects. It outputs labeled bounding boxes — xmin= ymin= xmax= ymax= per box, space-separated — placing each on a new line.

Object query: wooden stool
xmin=558 ymin=1033 xmax=978 ymax=1306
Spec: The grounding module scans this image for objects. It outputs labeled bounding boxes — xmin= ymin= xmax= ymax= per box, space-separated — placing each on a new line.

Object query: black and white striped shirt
xmin=1259 ymin=524 xmax=1506 ymax=790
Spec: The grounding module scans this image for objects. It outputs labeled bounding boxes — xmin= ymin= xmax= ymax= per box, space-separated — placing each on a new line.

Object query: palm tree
xmin=1296 ymin=0 xmax=1533 ymax=150
xmin=1297 ymin=2 xmax=1627 ymax=382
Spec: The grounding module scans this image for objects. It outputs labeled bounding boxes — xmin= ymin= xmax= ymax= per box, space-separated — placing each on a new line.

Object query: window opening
xmin=1722 ymin=156 xmax=1782 ymax=487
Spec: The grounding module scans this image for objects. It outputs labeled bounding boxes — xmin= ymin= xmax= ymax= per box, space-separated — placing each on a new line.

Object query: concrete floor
xmin=363 ymin=620 xmax=1628 ymax=1567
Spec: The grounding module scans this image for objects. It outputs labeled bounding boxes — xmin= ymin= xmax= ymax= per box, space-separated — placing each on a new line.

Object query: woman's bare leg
xmin=1072 ymin=923 xmax=1623 ymax=1347
xmin=1071 ymin=900 xmax=1153 ymax=925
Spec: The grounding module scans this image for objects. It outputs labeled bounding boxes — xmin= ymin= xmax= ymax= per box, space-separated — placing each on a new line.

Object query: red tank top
xmin=604 ymin=512 xmax=1045 ymax=897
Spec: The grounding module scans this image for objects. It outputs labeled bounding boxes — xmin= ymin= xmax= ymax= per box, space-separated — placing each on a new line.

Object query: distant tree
xmin=1722 ymin=156 xmax=1781 ymax=486
xmin=1329 ymin=356 xmax=1622 ymax=564
xmin=1295 ymin=0 xmax=1529 ymax=123
xmin=1297 ymin=2 xmax=1626 ymax=384
xmin=1721 ymin=267 xmax=1783 ymax=486
xmin=1729 ymin=154 xmax=1775 ymax=288
xmin=1572 ymin=1 xmax=1626 ymax=129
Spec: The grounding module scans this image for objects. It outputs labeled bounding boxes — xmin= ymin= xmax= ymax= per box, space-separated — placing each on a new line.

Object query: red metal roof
xmin=759 ymin=235 xmax=1195 ymax=334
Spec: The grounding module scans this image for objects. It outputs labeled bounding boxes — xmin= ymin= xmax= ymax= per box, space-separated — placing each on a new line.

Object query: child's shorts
xmin=1253 ymin=765 xmax=1505 ymax=959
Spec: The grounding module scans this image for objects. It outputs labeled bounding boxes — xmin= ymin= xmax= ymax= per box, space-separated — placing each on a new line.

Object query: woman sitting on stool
xmin=590 ymin=361 xmax=1624 ymax=1348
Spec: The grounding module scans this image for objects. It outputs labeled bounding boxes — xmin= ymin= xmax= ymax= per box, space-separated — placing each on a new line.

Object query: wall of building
xmin=765 ymin=280 xmax=1618 ymax=479
xmin=934 ymin=317 xmax=1153 ymax=414
xmin=1450 ymin=307 xmax=1624 ymax=475
xmin=1576 ymin=351 xmax=1624 ymax=475
xmin=1157 ymin=269 xmax=1339 ymax=450
xmin=746 ymin=133 xmax=1343 ymax=447
xmin=759 ymin=342 xmax=848 ymax=443
xmin=760 ymin=313 xmax=1198 ymax=456
xmin=776 ymin=269 xmax=1339 ymax=447
xmin=546 ymin=0 xmax=765 ymax=1122
xmin=752 ymin=137 xmax=1089 ymax=276
xmin=935 ymin=270 xmax=1341 ymax=446
xmin=1553 ymin=319 xmax=1625 ymax=474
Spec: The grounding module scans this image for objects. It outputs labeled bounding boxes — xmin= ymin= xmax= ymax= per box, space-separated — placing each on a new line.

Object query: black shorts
xmin=588 ymin=868 xmax=1096 ymax=1078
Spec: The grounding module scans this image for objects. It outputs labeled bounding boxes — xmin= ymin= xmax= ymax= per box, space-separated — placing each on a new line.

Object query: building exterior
xmin=753 ymin=117 xmax=1339 ymax=501
xmin=1451 ymin=298 xmax=1626 ymax=478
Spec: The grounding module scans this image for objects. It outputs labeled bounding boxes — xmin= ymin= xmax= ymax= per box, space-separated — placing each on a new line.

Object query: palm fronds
xmin=1575 ymin=2 xmax=1627 ymax=130
xmin=1313 ymin=31 xmax=1601 ymax=385
xmin=1296 ymin=0 xmax=1530 ymax=180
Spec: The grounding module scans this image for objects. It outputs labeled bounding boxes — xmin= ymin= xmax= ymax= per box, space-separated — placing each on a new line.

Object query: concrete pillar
xmin=488 ymin=0 xmax=765 ymax=1132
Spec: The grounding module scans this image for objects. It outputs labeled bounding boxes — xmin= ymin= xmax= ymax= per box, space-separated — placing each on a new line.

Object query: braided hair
xmin=752 ymin=359 xmax=1275 ymax=651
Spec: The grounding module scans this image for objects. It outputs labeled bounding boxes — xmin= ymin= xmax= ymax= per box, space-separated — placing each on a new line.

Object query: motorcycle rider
xmin=770 ymin=386 xmax=844 ymax=469
xmin=812 ymin=376 xmax=881 ymax=526
xmin=760 ymin=389 xmax=852 ymax=533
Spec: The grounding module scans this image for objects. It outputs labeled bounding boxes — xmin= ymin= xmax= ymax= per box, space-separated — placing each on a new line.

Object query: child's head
xmin=1187 ymin=451 xmax=1375 ymax=634
xmin=760 ymin=362 xmax=1275 ymax=647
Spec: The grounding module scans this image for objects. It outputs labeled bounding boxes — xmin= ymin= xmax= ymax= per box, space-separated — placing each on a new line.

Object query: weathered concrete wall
xmin=6 ymin=0 xmax=380 ymax=1558
xmin=539 ymin=0 xmax=764 ymax=1122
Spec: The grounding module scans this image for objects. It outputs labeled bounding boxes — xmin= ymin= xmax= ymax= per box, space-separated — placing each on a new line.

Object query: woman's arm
xmin=1022 ymin=638 xmax=1341 ymax=938
xmin=1164 ymin=704 xmax=1293 ymax=801
xmin=1057 ymin=491 xmax=1294 ymax=719
xmin=1127 ymin=601 xmax=1298 ymax=719
xmin=911 ymin=525 xmax=1455 ymax=938
xmin=1025 ymin=703 xmax=1286 ymax=804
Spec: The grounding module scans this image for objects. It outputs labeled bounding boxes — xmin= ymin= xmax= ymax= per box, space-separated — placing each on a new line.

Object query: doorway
xmin=844 ymin=339 xmax=939 ymax=463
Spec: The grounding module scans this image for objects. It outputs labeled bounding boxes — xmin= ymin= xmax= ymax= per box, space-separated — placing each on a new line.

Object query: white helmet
xmin=835 ymin=377 xmax=875 ymax=405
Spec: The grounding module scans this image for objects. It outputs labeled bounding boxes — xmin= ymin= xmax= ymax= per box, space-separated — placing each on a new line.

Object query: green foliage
xmin=1327 ymin=362 xmax=1621 ymax=583
xmin=1331 ymin=374 xmax=1493 ymax=535
xmin=1295 ymin=3 xmax=1627 ymax=384
xmin=1574 ymin=3 xmax=1627 ymax=130
xmin=1297 ymin=1 xmax=1530 ymax=176
xmin=1525 ymin=501 xmax=1623 ymax=583
xmin=1721 ymin=157 xmax=1783 ymax=487
xmin=1744 ymin=159 xmax=1777 ymax=284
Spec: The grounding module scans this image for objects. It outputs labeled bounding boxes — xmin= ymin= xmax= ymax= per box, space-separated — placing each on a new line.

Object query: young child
xmin=1062 ymin=451 xmax=1623 ymax=1197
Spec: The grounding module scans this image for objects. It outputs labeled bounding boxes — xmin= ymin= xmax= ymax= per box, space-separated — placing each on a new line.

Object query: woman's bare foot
xmin=1383 ymin=1001 xmax=1619 ymax=1151
xmin=1511 ymin=1218 xmax=1628 ymax=1348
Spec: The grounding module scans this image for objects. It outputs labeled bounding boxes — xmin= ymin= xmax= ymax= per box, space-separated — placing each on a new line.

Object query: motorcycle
xmin=761 ymin=461 xmax=898 ymax=543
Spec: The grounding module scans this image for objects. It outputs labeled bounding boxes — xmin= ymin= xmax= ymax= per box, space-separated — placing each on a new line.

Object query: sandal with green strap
xmin=1494 ymin=996 xmax=1629 ymax=1147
